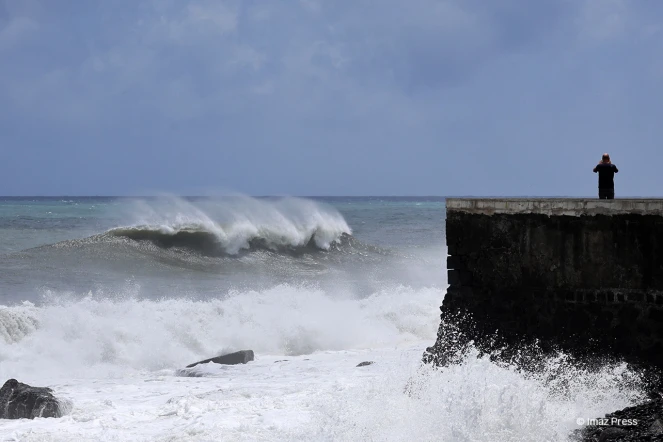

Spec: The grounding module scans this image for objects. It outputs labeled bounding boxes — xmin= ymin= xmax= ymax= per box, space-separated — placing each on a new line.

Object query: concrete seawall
xmin=425 ymin=198 xmax=663 ymax=368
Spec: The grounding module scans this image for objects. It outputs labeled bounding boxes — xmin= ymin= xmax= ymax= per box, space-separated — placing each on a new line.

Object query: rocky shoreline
xmin=573 ymin=397 xmax=663 ymax=441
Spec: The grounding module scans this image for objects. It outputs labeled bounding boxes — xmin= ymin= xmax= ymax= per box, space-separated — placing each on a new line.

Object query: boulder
xmin=0 ymin=379 xmax=66 ymax=419
xmin=596 ymin=427 xmax=628 ymax=441
xmin=356 ymin=361 xmax=374 ymax=367
xmin=186 ymin=350 xmax=255 ymax=368
xmin=650 ymin=418 xmax=663 ymax=436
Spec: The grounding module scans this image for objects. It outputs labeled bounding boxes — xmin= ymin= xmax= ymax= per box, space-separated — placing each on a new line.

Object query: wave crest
xmin=106 ymin=224 xmax=351 ymax=256
xmin=106 ymin=196 xmax=353 ymax=255
xmin=0 ymin=303 xmax=40 ymax=344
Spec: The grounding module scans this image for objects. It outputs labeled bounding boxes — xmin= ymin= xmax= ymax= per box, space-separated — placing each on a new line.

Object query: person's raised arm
xmin=614 ymin=165 xmax=619 ymax=173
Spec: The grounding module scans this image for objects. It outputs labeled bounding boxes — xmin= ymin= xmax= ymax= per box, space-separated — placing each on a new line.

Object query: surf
xmin=0 ymin=284 xmax=443 ymax=379
xmin=33 ymin=196 xmax=357 ymax=256
xmin=104 ymin=226 xmax=354 ymax=256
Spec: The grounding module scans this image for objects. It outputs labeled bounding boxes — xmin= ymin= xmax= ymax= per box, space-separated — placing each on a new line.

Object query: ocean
xmin=0 ymin=196 xmax=644 ymax=441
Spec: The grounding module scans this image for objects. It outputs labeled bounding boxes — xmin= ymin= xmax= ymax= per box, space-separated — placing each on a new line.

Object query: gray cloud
xmin=0 ymin=0 xmax=662 ymax=196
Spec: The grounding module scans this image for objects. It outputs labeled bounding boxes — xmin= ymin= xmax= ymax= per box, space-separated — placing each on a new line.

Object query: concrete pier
xmin=426 ymin=198 xmax=663 ymax=368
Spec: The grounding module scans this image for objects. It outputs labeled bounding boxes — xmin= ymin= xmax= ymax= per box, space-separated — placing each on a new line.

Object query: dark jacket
xmin=593 ymin=163 xmax=618 ymax=189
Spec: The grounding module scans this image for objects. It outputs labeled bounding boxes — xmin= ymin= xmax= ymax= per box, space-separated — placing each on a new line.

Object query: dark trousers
xmin=599 ymin=189 xmax=615 ymax=199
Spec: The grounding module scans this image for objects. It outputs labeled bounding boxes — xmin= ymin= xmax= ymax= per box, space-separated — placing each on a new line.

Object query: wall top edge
xmin=445 ymin=198 xmax=663 ymax=216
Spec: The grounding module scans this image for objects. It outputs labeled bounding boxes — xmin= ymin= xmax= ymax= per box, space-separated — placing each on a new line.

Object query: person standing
xmin=593 ymin=153 xmax=619 ymax=199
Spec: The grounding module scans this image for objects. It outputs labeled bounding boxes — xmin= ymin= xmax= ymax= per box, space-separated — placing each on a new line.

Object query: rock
xmin=650 ymin=418 xmax=663 ymax=435
xmin=573 ymin=398 xmax=663 ymax=441
xmin=274 ymin=360 xmax=289 ymax=363
xmin=0 ymin=379 xmax=66 ymax=419
xmin=356 ymin=361 xmax=374 ymax=367
xmin=597 ymin=427 xmax=628 ymax=441
xmin=186 ymin=350 xmax=255 ymax=368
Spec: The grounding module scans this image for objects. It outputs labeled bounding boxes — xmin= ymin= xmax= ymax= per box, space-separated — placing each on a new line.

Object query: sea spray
xmin=114 ymin=196 xmax=353 ymax=254
xmin=0 ymin=285 xmax=443 ymax=380
xmin=0 ymin=196 xmax=652 ymax=441
xmin=0 ymin=303 xmax=40 ymax=344
xmin=298 ymin=347 xmax=645 ymax=442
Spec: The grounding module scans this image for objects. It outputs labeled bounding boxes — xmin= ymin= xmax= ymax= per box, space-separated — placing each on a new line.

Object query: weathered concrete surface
xmin=425 ymin=198 xmax=663 ymax=369
xmin=447 ymin=198 xmax=663 ymax=216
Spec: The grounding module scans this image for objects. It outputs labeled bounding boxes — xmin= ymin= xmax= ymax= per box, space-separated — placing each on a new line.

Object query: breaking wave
xmin=0 ymin=304 xmax=40 ymax=344
xmin=47 ymin=196 xmax=358 ymax=256
xmin=0 ymin=285 xmax=443 ymax=379
xmin=123 ymin=196 xmax=352 ymax=253
xmin=105 ymin=225 xmax=353 ymax=256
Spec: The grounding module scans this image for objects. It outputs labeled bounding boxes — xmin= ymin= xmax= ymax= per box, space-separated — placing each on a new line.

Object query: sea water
xmin=0 ymin=196 xmax=644 ymax=441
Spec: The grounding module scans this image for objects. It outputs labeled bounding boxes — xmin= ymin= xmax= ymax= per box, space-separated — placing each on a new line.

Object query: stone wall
xmin=425 ymin=198 xmax=663 ymax=368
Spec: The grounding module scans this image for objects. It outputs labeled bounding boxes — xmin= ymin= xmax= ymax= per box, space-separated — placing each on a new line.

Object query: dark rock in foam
xmin=0 ymin=379 xmax=67 ymax=419
xmin=356 ymin=361 xmax=374 ymax=367
xmin=186 ymin=350 xmax=255 ymax=368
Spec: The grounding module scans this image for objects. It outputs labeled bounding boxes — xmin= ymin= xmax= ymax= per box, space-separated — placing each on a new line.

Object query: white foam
xmin=301 ymin=348 xmax=644 ymax=441
xmin=0 ymin=285 xmax=443 ymax=380
xmin=0 ymin=281 xmax=646 ymax=441
xmin=0 ymin=302 xmax=39 ymax=344
xmin=116 ymin=196 xmax=352 ymax=253
xmin=0 ymin=345 xmax=643 ymax=442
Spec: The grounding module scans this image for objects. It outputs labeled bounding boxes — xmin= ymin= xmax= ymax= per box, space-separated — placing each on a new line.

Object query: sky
xmin=1 ymin=0 xmax=662 ymax=196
